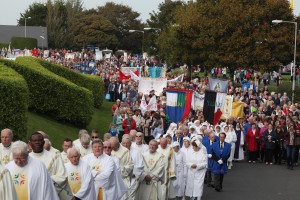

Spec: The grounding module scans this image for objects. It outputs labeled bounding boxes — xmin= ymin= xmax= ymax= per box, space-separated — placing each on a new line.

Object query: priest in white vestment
xmin=131 ymin=132 xmax=148 ymax=153
xmin=224 ymin=125 xmax=237 ymax=169
xmin=6 ymin=141 xmax=59 ymax=200
xmin=136 ymin=139 xmax=165 ymax=200
xmin=78 ymin=134 xmax=92 ymax=158
xmin=157 ymin=137 xmax=176 ymax=199
xmin=73 ymin=129 xmax=89 ymax=148
xmin=0 ymin=162 xmax=18 ymax=200
xmin=122 ymin=135 xmax=144 ymax=200
xmin=61 ymin=138 xmax=73 ymax=163
xmin=0 ymin=128 xmax=14 ymax=165
xmin=29 ymin=132 xmax=73 ymax=200
xmin=65 ymin=147 xmax=96 ymax=200
xmin=172 ymin=142 xmax=186 ymax=199
xmin=83 ymin=139 xmax=127 ymax=200
xmin=110 ymin=136 xmax=134 ymax=198
xmin=185 ymin=140 xmax=207 ymax=200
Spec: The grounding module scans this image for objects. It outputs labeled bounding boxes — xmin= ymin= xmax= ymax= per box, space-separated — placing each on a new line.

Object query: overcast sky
xmin=0 ymin=0 xmax=299 ymax=25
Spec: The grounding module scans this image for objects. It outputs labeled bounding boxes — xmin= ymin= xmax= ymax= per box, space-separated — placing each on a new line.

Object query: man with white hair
xmin=0 ymin=162 xmax=18 ymax=200
xmin=38 ymin=131 xmax=60 ymax=154
xmin=73 ymin=129 xmax=89 ymax=148
xmin=0 ymin=128 xmax=14 ymax=165
xmin=6 ymin=141 xmax=59 ymax=200
xmin=131 ymin=132 xmax=148 ymax=153
xmin=83 ymin=139 xmax=126 ymax=199
xmin=122 ymin=135 xmax=144 ymax=200
xmin=29 ymin=132 xmax=73 ymax=200
xmin=78 ymin=133 xmax=92 ymax=158
xmin=136 ymin=140 xmax=165 ymax=200
xmin=157 ymin=137 xmax=176 ymax=199
xmin=110 ymin=136 xmax=134 ymax=199
xmin=129 ymin=129 xmax=137 ymax=143
xmin=65 ymin=147 xmax=96 ymax=200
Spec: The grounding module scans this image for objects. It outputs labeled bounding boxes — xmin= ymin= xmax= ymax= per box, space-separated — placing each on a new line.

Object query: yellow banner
xmin=231 ymin=102 xmax=244 ymax=118
xmin=290 ymin=0 xmax=294 ymax=10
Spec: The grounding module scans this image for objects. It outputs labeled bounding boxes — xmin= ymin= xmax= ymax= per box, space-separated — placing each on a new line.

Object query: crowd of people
xmin=1 ymin=48 xmax=300 ymax=200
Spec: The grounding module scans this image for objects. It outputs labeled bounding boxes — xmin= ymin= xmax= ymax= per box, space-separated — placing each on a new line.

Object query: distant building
xmin=0 ymin=25 xmax=48 ymax=49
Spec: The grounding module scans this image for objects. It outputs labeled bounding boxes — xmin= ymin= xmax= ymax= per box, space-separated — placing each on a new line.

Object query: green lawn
xmin=26 ymin=101 xmax=114 ymax=150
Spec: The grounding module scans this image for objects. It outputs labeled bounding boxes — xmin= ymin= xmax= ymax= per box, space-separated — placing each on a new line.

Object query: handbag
xmin=295 ymin=136 xmax=300 ymax=146
xmin=105 ymin=93 xmax=111 ymax=101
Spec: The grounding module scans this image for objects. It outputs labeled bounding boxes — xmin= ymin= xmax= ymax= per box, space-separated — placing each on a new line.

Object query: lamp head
xmin=272 ymin=20 xmax=283 ymax=24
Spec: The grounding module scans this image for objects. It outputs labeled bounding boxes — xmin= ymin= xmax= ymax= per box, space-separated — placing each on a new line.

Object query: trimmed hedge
xmin=0 ymin=63 xmax=29 ymax=140
xmin=37 ymin=58 xmax=104 ymax=108
xmin=11 ymin=37 xmax=37 ymax=49
xmin=0 ymin=43 xmax=9 ymax=49
xmin=0 ymin=58 xmax=94 ymax=127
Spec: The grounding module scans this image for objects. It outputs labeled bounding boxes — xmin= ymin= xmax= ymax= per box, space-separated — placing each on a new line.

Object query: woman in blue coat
xmin=212 ymin=132 xmax=231 ymax=192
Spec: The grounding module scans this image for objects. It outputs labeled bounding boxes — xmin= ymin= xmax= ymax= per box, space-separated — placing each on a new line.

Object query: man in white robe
xmin=77 ymin=134 xmax=92 ymax=158
xmin=110 ymin=136 xmax=134 ymax=199
xmin=136 ymin=139 xmax=165 ymax=200
xmin=73 ymin=129 xmax=89 ymax=148
xmin=29 ymin=132 xmax=73 ymax=200
xmin=0 ymin=128 xmax=14 ymax=165
xmin=44 ymin=138 xmax=61 ymax=154
xmin=157 ymin=137 xmax=176 ymax=200
xmin=6 ymin=141 xmax=59 ymax=200
xmin=131 ymin=132 xmax=148 ymax=154
xmin=122 ymin=135 xmax=144 ymax=200
xmin=61 ymin=138 xmax=73 ymax=164
xmin=83 ymin=139 xmax=127 ymax=200
xmin=0 ymin=162 xmax=18 ymax=200
xmin=65 ymin=147 xmax=96 ymax=200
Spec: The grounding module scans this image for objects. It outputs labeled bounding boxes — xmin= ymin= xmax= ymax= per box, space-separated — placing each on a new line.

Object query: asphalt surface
xmin=202 ymin=160 xmax=300 ymax=200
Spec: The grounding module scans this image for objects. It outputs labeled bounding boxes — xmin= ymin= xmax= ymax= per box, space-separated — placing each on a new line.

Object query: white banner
xmin=221 ymin=95 xmax=233 ymax=119
xmin=192 ymin=92 xmax=205 ymax=111
xmin=130 ymin=70 xmax=141 ymax=82
xmin=138 ymin=78 xmax=167 ymax=95
xmin=43 ymin=50 xmax=49 ymax=58
xmin=95 ymin=50 xmax=103 ymax=61
xmin=139 ymin=95 xmax=157 ymax=114
xmin=124 ymin=52 xmax=128 ymax=63
xmin=167 ymin=74 xmax=184 ymax=83
xmin=121 ymin=67 xmax=140 ymax=76
xmin=208 ymin=77 xmax=228 ymax=93
xmin=65 ymin=53 xmax=75 ymax=59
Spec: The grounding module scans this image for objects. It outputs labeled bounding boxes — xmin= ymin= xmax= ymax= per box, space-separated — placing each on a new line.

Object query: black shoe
xmin=207 ymin=184 xmax=213 ymax=188
xmin=215 ymin=188 xmax=221 ymax=192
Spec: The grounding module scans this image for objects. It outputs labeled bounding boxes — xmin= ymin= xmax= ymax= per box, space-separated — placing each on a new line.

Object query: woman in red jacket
xmin=246 ymin=123 xmax=260 ymax=163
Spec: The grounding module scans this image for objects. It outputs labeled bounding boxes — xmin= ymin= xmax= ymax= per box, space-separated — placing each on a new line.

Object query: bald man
xmin=110 ymin=137 xmax=134 ymax=199
xmin=122 ymin=135 xmax=144 ymax=200
xmin=157 ymin=137 xmax=177 ymax=200
xmin=0 ymin=128 xmax=14 ymax=165
xmin=131 ymin=132 xmax=148 ymax=154
xmin=136 ymin=140 xmax=164 ymax=200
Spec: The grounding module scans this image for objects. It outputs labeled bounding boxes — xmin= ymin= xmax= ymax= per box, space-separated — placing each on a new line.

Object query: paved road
xmin=202 ymin=161 xmax=300 ymax=200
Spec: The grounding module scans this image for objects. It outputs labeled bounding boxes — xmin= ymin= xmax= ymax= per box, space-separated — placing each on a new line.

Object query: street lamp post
xmin=24 ymin=17 xmax=31 ymax=38
xmin=129 ymin=30 xmax=144 ymax=54
xmin=144 ymin=27 xmax=161 ymax=31
xmin=272 ymin=20 xmax=297 ymax=104
xmin=40 ymin=36 xmax=45 ymax=49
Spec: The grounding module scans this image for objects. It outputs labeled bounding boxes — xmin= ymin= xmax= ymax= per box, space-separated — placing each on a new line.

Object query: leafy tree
xmin=97 ymin=2 xmax=143 ymax=52
xmin=18 ymin=3 xmax=47 ymax=26
xmin=72 ymin=12 xmax=118 ymax=49
xmin=157 ymin=0 xmax=295 ymax=72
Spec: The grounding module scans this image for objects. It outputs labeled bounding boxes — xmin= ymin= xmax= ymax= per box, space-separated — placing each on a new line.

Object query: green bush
xmin=11 ymin=37 xmax=37 ymax=49
xmin=37 ymin=58 xmax=104 ymax=108
xmin=0 ymin=58 xmax=94 ymax=127
xmin=0 ymin=63 xmax=29 ymax=140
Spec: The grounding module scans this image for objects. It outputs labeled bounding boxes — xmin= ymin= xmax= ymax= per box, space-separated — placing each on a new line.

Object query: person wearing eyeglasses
xmin=131 ymin=132 xmax=149 ymax=154
xmin=6 ymin=141 xmax=59 ymax=200
xmin=83 ymin=139 xmax=126 ymax=200
xmin=90 ymin=130 xmax=100 ymax=141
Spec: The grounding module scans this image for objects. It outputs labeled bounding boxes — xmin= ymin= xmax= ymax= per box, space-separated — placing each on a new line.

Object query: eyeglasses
xmin=92 ymin=136 xmax=98 ymax=139
xmin=103 ymin=146 xmax=111 ymax=149
xmin=136 ymin=135 xmax=142 ymax=137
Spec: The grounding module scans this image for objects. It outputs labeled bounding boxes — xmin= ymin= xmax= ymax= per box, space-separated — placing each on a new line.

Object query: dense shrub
xmin=37 ymin=58 xmax=104 ymax=108
xmin=11 ymin=37 xmax=37 ymax=49
xmin=0 ymin=58 xmax=93 ymax=127
xmin=0 ymin=43 xmax=9 ymax=49
xmin=0 ymin=63 xmax=29 ymax=140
